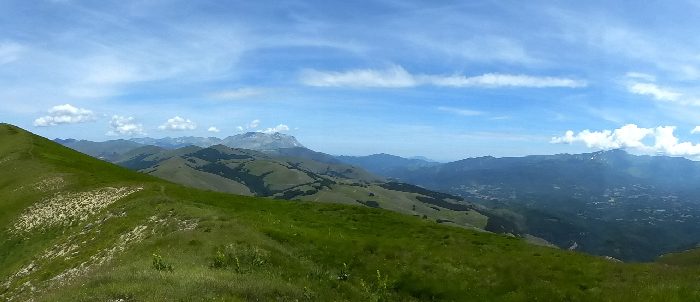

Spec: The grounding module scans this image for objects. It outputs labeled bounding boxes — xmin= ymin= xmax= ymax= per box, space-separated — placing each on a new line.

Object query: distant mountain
xmin=387 ymin=149 xmax=700 ymax=261
xmin=269 ymin=147 xmax=343 ymax=165
xmin=55 ymin=136 xmax=520 ymax=231
xmin=336 ymin=153 xmax=441 ymax=177
xmin=409 ymin=155 xmax=439 ymax=162
xmin=53 ymin=138 xmax=145 ymax=161
xmin=108 ymin=143 xmax=506 ymax=231
xmin=130 ymin=136 xmax=222 ymax=149
xmin=128 ymin=132 xmax=303 ymax=151
xmin=220 ymin=132 xmax=303 ymax=151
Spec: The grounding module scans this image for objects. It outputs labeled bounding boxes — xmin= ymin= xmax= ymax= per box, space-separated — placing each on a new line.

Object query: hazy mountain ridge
xmin=336 ymin=153 xmax=441 ymax=176
xmin=126 ymin=132 xmax=304 ymax=150
xmin=56 ymin=137 xmax=500 ymax=231
xmin=54 ymin=135 xmax=700 ymax=260
xmin=54 ymin=138 xmax=145 ymax=161
xmin=380 ymin=149 xmax=700 ymax=261
xmin=108 ymin=143 xmax=496 ymax=231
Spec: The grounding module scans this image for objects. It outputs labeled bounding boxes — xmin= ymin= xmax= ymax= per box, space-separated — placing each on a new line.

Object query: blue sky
xmin=4 ymin=1 xmax=700 ymax=161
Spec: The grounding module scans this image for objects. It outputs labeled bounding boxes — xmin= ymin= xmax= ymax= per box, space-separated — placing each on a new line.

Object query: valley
xmin=360 ymin=150 xmax=700 ymax=261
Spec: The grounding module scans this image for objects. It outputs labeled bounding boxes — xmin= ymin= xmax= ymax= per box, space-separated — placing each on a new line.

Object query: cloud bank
xmin=552 ymin=124 xmax=700 ymax=157
xmin=300 ymin=65 xmax=586 ymax=88
xmin=33 ymin=104 xmax=96 ymax=127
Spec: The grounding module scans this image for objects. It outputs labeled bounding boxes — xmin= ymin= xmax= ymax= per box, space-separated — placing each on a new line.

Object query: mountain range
xmin=56 ymin=134 xmax=507 ymax=233
xmin=359 ymin=149 xmax=700 ymax=261
xmin=11 ymin=123 xmax=700 ymax=300
xmin=130 ymin=132 xmax=304 ymax=150
xmin=54 ymin=133 xmax=700 ymax=261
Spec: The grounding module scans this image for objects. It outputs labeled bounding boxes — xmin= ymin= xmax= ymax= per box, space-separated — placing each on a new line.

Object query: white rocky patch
xmin=12 ymin=176 xmax=66 ymax=193
xmin=10 ymin=186 xmax=142 ymax=234
xmin=50 ymin=224 xmax=150 ymax=285
xmin=31 ymin=177 xmax=66 ymax=192
xmin=1 ymin=208 xmax=199 ymax=301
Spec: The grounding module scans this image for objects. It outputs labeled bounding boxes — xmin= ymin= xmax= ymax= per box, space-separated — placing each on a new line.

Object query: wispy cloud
xmin=0 ymin=41 xmax=24 ymax=65
xmin=236 ymin=119 xmax=260 ymax=132
xmin=300 ymin=66 xmax=417 ymax=88
xmin=428 ymin=73 xmax=586 ymax=88
xmin=625 ymin=72 xmax=655 ymax=82
xmin=437 ymin=106 xmax=484 ymax=116
xmin=33 ymin=104 xmax=96 ymax=127
xmin=624 ymin=73 xmax=700 ymax=106
xmin=208 ymin=88 xmax=264 ymax=100
xmin=627 ymin=82 xmax=681 ymax=102
xmin=424 ymin=36 xmax=540 ymax=65
xmin=301 ymin=65 xmax=586 ymax=88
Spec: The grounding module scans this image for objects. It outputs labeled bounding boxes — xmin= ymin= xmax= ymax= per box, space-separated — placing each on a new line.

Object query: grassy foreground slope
xmin=1 ymin=123 xmax=700 ymax=301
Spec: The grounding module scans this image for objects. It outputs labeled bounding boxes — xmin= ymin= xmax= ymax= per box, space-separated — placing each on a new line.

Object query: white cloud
xmin=552 ymin=124 xmax=700 ymax=157
xmin=437 ymin=106 xmax=483 ymax=116
xmin=236 ymin=119 xmax=260 ymax=132
xmin=208 ymin=88 xmax=263 ymax=100
xmin=248 ymin=119 xmax=260 ymax=129
xmin=612 ymin=124 xmax=654 ymax=149
xmin=33 ymin=104 xmax=96 ymax=127
xmin=551 ymin=129 xmax=618 ymax=149
xmin=625 ymin=72 xmax=655 ymax=82
xmin=107 ymin=115 xmax=145 ymax=136
xmin=300 ymin=65 xmax=416 ymax=88
xmin=623 ymin=73 xmax=700 ymax=106
xmin=692 ymin=126 xmax=700 ymax=134
xmin=260 ymin=124 xmax=290 ymax=134
xmin=207 ymin=126 xmax=220 ymax=133
xmin=158 ymin=116 xmax=197 ymax=131
xmin=300 ymin=65 xmax=586 ymax=88
xmin=627 ymin=82 xmax=681 ymax=102
xmin=426 ymin=73 xmax=586 ymax=88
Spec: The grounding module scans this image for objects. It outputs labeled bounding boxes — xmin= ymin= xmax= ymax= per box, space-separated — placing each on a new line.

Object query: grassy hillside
xmin=2 ymin=123 xmax=700 ymax=301
xmin=656 ymin=248 xmax=700 ymax=267
xmin=111 ymin=143 xmax=491 ymax=231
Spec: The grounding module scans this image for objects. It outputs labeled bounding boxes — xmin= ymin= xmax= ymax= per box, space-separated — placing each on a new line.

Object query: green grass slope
xmin=656 ymin=248 xmax=700 ymax=267
xmin=115 ymin=143 xmax=492 ymax=231
xmin=2 ymin=123 xmax=700 ymax=301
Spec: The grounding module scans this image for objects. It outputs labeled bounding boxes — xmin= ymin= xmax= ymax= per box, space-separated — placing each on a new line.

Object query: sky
xmin=4 ymin=1 xmax=700 ymax=161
